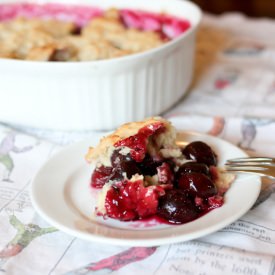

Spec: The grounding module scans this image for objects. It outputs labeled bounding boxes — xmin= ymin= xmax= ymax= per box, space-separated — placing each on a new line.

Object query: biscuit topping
xmin=0 ymin=3 xmax=191 ymax=61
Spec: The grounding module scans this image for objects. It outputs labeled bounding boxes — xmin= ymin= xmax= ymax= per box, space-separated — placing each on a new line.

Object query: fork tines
xmin=225 ymin=157 xmax=275 ymax=178
xmin=226 ymin=157 xmax=275 ymax=164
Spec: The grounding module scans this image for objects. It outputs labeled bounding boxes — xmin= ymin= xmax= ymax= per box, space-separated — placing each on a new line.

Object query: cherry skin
xmin=91 ymin=150 xmax=141 ymax=188
xmin=176 ymin=162 xmax=209 ymax=177
xmin=111 ymin=149 xmax=141 ymax=179
xmin=158 ymin=189 xmax=199 ymax=224
xmin=137 ymin=154 xmax=162 ymax=176
xmin=91 ymin=166 xmax=113 ymax=188
xmin=177 ymin=172 xmax=217 ymax=198
xmin=182 ymin=141 xmax=217 ymax=166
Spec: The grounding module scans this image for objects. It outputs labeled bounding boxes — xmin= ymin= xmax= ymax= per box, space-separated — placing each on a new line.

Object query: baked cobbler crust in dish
xmin=0 ymin=3 xmax=191 ymax=61
xmin=86 ymin=117 xmax=179 ymax=166
xmin=86 ymin=117 xmax=234 ymax=224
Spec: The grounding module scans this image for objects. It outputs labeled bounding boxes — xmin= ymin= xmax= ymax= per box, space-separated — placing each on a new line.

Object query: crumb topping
xmin=0 ymin=4 xmax=190 ymax=61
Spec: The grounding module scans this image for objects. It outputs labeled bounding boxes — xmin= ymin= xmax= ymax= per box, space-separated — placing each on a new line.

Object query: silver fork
xmin=224 ymin=157 xmax=275 ymax=179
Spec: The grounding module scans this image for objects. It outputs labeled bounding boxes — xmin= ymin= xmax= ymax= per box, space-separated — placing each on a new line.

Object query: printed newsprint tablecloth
xmin=1 ymin=13 xmax=275 ymax=275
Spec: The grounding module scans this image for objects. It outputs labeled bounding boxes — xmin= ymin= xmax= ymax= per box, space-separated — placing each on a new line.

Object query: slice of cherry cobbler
xmin=86 ymin=117 xmax=234 ymax=224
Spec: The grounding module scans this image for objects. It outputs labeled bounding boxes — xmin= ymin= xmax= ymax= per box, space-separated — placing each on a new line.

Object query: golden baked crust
xmin=0 ymin=8 xmax=165 ymax=61
xmin=85 ymin=117 xmax=177 ymax=166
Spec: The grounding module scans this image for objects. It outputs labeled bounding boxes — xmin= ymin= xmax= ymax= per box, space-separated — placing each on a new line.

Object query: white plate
xmin=31 ymin=132 xmax=261 ymax=247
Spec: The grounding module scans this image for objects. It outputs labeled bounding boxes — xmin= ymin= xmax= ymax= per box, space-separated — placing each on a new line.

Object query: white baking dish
xmin=0 ymin=0 xmax=201 ymax=130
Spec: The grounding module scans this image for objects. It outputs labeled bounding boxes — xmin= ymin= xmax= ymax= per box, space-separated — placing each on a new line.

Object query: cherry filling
xmin=91 ymin=122 xmax=165 ymax=188
xmin=114 ymin=122 xmax=165 ymax=162
xmin=91 ymin=166 xmax=113 ymax=188
xmin=157 ymin=162 xmax=174 ymax=184
xmin=92 ymin=135 xmax=225 ymax=224
xmin=0 ymin=4 xmax=191 ymax=39
xmin=104 ymin=179 xmax=167 ymax=221
xmin=137 ymin=154 xmax=162 ymax=176
xmin=120 ymin=9 xmax=191 ymax=39
xmin=111 ymin=150 xmax=141 ymax=178
xmin=91 ymin=150 xmax=141 ymax=188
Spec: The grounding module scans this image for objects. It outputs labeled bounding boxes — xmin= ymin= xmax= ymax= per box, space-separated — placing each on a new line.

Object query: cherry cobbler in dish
xmin=0 ymin=3 xmax=190 ymax=61
xmin=86 ymin=117 xmax=234 ymax=224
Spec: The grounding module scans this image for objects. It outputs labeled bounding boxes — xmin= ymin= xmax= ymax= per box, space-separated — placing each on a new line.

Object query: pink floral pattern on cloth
xmin=70 ymin=247 xmax=157 ymax=274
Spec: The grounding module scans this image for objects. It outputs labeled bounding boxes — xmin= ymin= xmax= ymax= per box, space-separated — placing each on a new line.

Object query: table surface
xmin=0 ymin=13 xmax=275 ymax=275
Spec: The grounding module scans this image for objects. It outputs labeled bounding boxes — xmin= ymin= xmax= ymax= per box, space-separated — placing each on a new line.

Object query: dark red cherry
xmin=176 ymin=162 xmax=209 ymax=177
xmin=111 ymin=149 xmax=132 ymax=167
xmin=105 ymin=180 xmax=161 ymax=221
xmin=108 ymin=168 xmax=124 ymax=182
xmin=111 ymin=150 xmax=141 ymax=179
xmin=182 ymin=141 xmax=217 ymax=166
xmin=178 ymin=172 xmax=217 ymax=198
xmin=158 ymin=189 xmax=199 ymax=224
xmin=137 ymin=154 xmax=162 ymax=176
xmin=91 ymin=166 xmax=113 ymax=188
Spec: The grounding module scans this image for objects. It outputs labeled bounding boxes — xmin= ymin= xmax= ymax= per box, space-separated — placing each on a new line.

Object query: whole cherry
xmin=177 ymin=172 xmax=217 ymax=198
xmin=182 ymin=141 xmax=217 ymax=166
xmin=158 ymin=189 xmax=199 ymax=224
xmin=176 ymin=162 xmax=209 ymax=179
